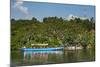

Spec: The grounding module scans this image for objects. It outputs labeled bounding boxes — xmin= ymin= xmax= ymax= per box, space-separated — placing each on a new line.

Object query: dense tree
xmin=32 ymin=17 xmax=39 ymax=23
xmin=11 ymin=17 xmax=95 ymax=50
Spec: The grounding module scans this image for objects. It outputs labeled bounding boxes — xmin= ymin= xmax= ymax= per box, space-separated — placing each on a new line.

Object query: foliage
xmin=11 ymin=17 xmax=95 ymax=50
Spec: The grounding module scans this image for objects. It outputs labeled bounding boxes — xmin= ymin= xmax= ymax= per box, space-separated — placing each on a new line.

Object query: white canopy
xmin=31 ymin=44 xmax=48 ymax=46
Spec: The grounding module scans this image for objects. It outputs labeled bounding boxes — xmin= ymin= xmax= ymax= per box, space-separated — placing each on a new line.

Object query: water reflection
xmin=22 ymin=50 xmax=63 ymax=65
xmin=11 ymin=49 xmax=95 ymax=66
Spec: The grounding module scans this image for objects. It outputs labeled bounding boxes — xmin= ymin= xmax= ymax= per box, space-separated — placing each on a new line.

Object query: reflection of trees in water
xmin=63 ymin=49 xmax=95 ymax=63
xmin=63 ymin=50 xmax=78 ymax=63
xmin=48 ymin=53 xmax=64 ymax=63
xmin=78 ymin=49 xmax=95 ymax=61
xmin=11 ymin=49 xmax=95 ymax=66
xmin=23 ymin=51 xmax=63 ymax=64
xmin=19 ymin=49 xmax=95 ymax=65
xmin=23 ymin=52 xmax=48 ymax=64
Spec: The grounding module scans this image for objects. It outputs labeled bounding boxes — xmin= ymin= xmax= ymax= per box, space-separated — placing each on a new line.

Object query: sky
xmin=11 ymin=0 xmax=95 ymax=21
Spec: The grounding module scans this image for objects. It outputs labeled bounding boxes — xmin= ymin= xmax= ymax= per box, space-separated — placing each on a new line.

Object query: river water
xmin=11 ymin=48 xmax=95 ymax=66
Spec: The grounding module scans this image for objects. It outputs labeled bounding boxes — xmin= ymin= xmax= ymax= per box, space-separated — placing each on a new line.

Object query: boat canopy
xmin=31 ymin=44 xmax=48 ymax=46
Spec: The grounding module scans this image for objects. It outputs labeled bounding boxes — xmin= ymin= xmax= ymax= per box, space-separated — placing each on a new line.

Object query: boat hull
xmin=21 ymin=47 xmax=64 ymax=51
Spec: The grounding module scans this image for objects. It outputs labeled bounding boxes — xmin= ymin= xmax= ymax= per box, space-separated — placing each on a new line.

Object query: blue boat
xmin=21 ymin=47 xmax=64 ymax=51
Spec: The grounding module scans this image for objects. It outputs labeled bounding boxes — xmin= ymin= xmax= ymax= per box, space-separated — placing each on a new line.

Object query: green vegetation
xmin=11 ymin=17 xmax=95 ymax=50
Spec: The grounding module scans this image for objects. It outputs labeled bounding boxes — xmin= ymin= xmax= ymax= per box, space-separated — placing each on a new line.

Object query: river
xmin=11 ymin=48 xmax=95 ymax=66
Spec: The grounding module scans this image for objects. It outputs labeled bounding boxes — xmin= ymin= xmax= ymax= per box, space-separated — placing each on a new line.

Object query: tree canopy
xmin=11 ymin=17 xmax=95 ymax=50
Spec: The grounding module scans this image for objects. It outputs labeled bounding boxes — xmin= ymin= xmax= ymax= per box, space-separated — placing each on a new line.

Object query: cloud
xmin=67 ymin=14 xmax=87 ymax=20
xmin=14 ymin=0 xmax=28 ymax=15
xmin=67 ymin=14 xmax=77 ymax=20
